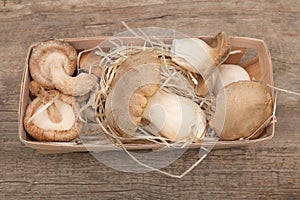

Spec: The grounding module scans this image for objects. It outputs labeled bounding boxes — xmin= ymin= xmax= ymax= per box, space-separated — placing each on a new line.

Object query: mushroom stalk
xmin=50 ymin=57 xmax=98 ymax=96
xmin=171 ymin=32 xmax=230 ymax=79
xmin=171 ymin=33 xmax=230 ymax=97
xmin=46 ymin=103 xmax=63 ymax=123
xmin=142 ymin=90 xmax=206 ymax=141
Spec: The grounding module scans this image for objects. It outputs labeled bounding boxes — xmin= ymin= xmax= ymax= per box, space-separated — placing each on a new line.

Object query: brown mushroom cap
xmin=24 ymin=90 xmax=79 ymax=141
xmin=105 ymin=50 xmax=161 ymax=137
xmin=79 ymin=50 xmax=102 ymax=77
xmin=29 ymin=39 xmax=98 ymax=96
xmin=29 ymin=40 xmax=77 ymax=89
xmin=210 ymin=81 xmax=273 ymax=140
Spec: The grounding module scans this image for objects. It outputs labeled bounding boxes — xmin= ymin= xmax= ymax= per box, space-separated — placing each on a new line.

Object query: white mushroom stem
xmin=171 ymin=33 xmax=230 ymax=96
xmin=171 ymin=38 xmax=216 ymax=76
xmin=171 ymin=33 xmax=230 ymax=80
xmin=142 ymin=90 xmax=206 ymax=141
xmin=47 ymin=104 xmax=63 ymax=123
xmin=50 ymin=56 xmax=98 ymax=96
xmin=31 ymin=100 xmax=75 ymax=130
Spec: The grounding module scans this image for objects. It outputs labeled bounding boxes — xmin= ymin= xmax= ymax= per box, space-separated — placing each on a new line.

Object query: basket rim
xmin=18 ymin=35 xmax=275 ymax=153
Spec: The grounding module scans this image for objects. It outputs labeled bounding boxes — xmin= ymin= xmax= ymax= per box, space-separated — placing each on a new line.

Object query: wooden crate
xmin=18 ymin=36 xmax=275 ymax=154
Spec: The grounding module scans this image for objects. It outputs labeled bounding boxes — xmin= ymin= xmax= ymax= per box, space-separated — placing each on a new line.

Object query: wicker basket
xmin=18 ymin=36 xmax=274 ymax=154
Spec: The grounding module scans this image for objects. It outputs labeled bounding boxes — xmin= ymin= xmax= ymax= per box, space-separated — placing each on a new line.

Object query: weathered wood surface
xmin=1 ymin=0 xmax=299 ymax=199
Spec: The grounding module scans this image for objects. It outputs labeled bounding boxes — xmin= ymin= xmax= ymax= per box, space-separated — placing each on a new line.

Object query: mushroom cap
xmin=105 ymin=50 xmax=161 ymax=137
xmin=29 ymin=40 xmax=77 ymax=89
xmin=24 ymin=90 xmax=79 ymax=141
xmin=214 ymin=64 xmax=250 ymax=94
xmin=210 ymin=81 xmax=273 ymax=141
xmin=79 ymin=50 xmax=102 ymax=77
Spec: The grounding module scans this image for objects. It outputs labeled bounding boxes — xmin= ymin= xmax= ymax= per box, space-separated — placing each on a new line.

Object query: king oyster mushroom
xmin=105 ymin=50 xmax=206 ymax=141
xmin=171 ymin=32 xmax=231 ymax=96
xmin=24 ymin=81 xmax=80 ymax=141
xmin=29 ymin=39 xmax=98 ymax=96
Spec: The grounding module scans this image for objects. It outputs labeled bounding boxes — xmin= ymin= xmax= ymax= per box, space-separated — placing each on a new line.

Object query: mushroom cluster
xmin=24 ymin=32 xmax=274 ymax=143
xmin=97 ymin=32 xmax=273 ymax=143
xmin=24 ymin=40 xmax=97 ymax=141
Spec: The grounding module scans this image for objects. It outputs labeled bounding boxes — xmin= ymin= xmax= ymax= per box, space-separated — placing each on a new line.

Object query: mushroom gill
xmin=24 ymin=90 xmax=79 ymax=142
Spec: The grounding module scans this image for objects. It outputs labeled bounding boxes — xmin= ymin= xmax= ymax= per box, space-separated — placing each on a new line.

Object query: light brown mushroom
xmin=79 ymin=50 xmax=102 ymax=77
xmin=210 ymin=81 xmax=273 ymax=141
xmin=50 ymin=60 xmax=98 ymax=96
xmin=29 ymin=40 xmax=98 ymax=96
xmin=104 ymin=50 xmax=161 ymax=137
xmin=29 ymin=40 xmax=77 ymax=89
xmin=24 ymin=90 xmax=80 ymax=141
xmin=28 ymin=80 xmax=42 ymax=97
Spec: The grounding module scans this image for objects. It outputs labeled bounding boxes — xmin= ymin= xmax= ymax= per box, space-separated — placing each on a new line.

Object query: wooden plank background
xmin=1 ymin=0 xmax=299 ymax=199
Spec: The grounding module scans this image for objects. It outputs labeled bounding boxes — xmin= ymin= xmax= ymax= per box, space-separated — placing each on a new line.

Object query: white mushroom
xmin=142 ymin=90 xmax=206 ymax=141
xmin=171 ymin=32 xmax=231 ymax=77
xmin=214 ymin=64 xmax=250 ymax=94
xmin=171 ymin=32 xmax=231 ymax=96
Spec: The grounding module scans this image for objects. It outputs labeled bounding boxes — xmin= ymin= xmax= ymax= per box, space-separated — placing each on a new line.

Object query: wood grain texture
xmin=0 ymin=0 xmax=299 ymax=199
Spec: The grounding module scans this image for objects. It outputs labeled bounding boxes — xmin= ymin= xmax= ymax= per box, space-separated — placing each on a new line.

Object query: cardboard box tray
xmin=18 ymin=35 xmax=275 ymax=154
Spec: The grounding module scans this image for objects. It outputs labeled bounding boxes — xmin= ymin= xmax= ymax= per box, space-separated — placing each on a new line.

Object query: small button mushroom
xmin=210 ymin=81 xmax=273 ymax=141
xmin=24 ymin=90 xmax=80 ymax=141
xmin=29 ymin=40 xmax=98 ymax=96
